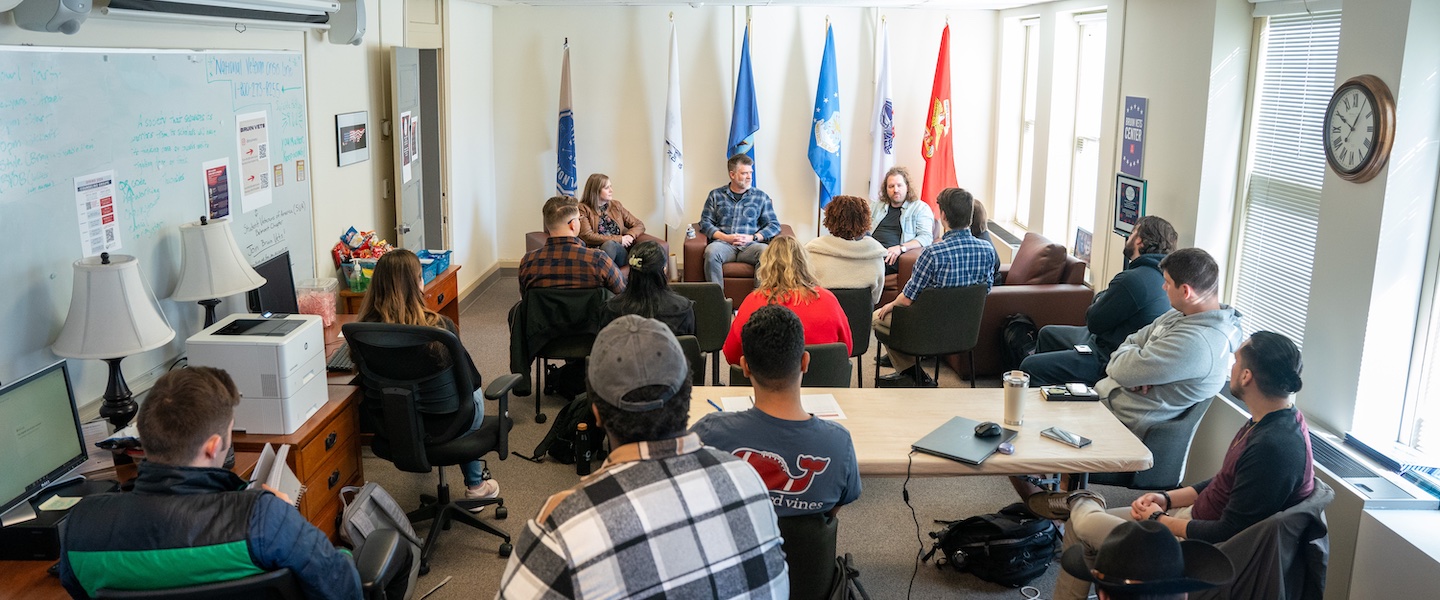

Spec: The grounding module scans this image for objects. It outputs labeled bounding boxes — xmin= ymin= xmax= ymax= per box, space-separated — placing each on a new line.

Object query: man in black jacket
xmin=58 ymin=367 xmax=359 ymax=600
xmin=1020 ymin=215 xmax=1177 ymax=386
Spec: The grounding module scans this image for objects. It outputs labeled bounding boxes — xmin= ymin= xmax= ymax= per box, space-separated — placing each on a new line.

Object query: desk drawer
xmin=423 ymin=272 xmax=457 ymax=314
xmin=300 ymin=435 xmax=361 ymax=522
xmin=294 ymin=402 xmax=359 ymax=475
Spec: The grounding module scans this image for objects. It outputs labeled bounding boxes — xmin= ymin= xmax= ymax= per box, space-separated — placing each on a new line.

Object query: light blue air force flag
xmin=728 ymin=23 xmax=759 ymax=181
xmin=556 ymin=40 xmax=577 ymax=196
xmin=809 ymin=24 xmax=841 ymax=209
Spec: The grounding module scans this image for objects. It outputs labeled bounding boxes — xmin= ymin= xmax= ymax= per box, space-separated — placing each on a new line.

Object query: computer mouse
xmin=997 ymin=442 xmax=1015 ymax=455
xmin=974 ymin=421 xmax=1002 ymax=438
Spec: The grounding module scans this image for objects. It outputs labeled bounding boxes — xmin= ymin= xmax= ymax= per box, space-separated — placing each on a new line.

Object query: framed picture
xmin=1074 ymin=227 xmax=1092 ymax=265
xmin=1113 ymin=173 xmax=1147 ymax=236
xmin=336 ymin=111 xmax=369 ymax=167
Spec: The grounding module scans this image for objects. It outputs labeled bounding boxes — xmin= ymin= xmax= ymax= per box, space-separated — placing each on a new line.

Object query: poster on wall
xmin=1121 ymin=96 xmax=1148 ymax=177
xmin=335 ymin=111 xmax=369 ymax=167
xmin=1113 ymin=174 xmax=1146 ymax=236
xmin=400 ymin=111 xmax=413 ymax=183
xmin=411 ymin=115 xmax=421 ymax=161
xmin=236 ymin=111 xmax=272 ymax=212
xmin=74 ymin=170 xmax=120 ymax=256
xmin=203 ymin=158 xmax=230 ymax=219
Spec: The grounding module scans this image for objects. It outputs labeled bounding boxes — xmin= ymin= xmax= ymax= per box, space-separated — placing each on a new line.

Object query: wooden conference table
xmin=689 ymin=386 xmax=1153 ymax=478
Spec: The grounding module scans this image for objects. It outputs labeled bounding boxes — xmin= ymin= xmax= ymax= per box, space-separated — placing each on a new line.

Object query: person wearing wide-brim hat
xmin=1061 ymin=520 xmax=1234 ymax=599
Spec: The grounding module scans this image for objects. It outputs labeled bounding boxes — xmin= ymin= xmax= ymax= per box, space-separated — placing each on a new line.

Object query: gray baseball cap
xmin=588 ymin=315 xmax=688 ymax=412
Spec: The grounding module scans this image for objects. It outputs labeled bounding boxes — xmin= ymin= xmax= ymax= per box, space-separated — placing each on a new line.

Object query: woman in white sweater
xmin=806 ymin=194 xmax=887 ymax=305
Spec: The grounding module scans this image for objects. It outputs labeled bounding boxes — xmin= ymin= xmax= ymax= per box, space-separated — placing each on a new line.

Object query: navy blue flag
xmin=809 ymin=24 xmax=841 ymax=209
xmin=556 ymin=40 xmax=577 ymax=196
xmin=728 ymin=23 xmax=759 ymax=180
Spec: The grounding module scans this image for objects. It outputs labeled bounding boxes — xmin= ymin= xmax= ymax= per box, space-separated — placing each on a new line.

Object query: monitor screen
xmin=247 ymin=251 xmax=300 ymax=314
xmin=0 ymin=361 xmax=87 ymax=517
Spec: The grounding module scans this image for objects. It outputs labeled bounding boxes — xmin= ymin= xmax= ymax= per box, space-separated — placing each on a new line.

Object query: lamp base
xmin=100 ymin=357 xmax=137 ymax=429
xmin=199 ymin=298 xmax=222 ymax=328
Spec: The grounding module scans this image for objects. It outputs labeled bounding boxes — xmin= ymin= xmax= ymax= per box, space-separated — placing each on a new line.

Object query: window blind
xmin=1230 ymin=11 xmax=1341 ymax=349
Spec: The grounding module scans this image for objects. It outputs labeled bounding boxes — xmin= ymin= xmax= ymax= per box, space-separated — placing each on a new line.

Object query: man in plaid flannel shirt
xmin=698 ymin=154 xmax=781 ymax=285
xmin=872 ymin=187 xmax=998 ymax=388
xmin=519 ymin=195 xmax=625 ymax=294
xmin=497 ymin=315 xmax=788 ymax=599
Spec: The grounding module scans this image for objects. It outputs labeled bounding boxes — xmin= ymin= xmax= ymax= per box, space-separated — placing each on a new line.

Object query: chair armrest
xmin=484 ymin=374 xmax=522 ymax=459
xmin=683 ymin=222 xmax=707 ymax=281
xmin=997 ymin=264 xmax=1011 ymax=286
xmin=635 ymin=233 xmax=671 ymax=258
xmin=356 ymin=529 xmax=409 ymax=599
xmin=896 ymin=250 xmax=919 ymax=291
xmin=485 ymin=373 xmax=523 ymax=403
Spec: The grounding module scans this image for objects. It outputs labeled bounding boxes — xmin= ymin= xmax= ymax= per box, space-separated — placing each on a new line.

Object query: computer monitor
xmin=0 ymin=361 xmax=87 ymax=525
xmin=247 ymin=251 xmax=300 ymax=314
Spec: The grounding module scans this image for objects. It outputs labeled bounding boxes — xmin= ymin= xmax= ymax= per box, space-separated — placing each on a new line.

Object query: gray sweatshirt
xmin=1096 ymin=305 xmax=1243 ymax=438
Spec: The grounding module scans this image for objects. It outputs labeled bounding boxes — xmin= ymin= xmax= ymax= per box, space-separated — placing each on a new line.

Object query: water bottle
xmin=575 ymin=423 xmax=593 ymax=476
xmin=685 ymin=224 xmax=696 ymax=240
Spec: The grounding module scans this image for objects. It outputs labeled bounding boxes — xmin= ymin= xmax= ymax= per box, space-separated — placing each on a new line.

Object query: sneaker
xmin=875 ymin=354 xmax=893 ymax=368
xmin=464 ymin=479 xmax=500 ymax=512
xmin=1026 ymin=489 xmax=1105 ymax=520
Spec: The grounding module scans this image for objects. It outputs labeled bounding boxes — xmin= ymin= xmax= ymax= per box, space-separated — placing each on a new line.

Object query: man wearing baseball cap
xmin=497 ymin=315 xmax=789 ymax=599
xmin=1060 ymin=520 xmax=1233 ymax=600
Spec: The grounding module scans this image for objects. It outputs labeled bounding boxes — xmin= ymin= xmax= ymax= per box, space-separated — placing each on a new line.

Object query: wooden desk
xmin=689 ymin=386 xmax=1152 ymax=477
xmin=339 ymin=264 xmax=461 ymax=325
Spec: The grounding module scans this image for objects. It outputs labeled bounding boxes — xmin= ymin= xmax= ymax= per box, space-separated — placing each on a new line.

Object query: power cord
xmin=905 ymin=450 xmax=921 ymax=600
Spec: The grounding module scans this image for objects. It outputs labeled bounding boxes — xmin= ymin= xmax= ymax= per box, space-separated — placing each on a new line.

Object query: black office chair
xmin=777 ymin=513 xmax=841 ymax=600
xmin=677 ymin=335 xmax=705 ymax=386
xmin=828 ymin=287 xmax=876 ymax=387
xmin=672 ymin=282 xmax=733 ymax=384
xmin=508 ymin=287 xmax=612 ymax=423
xmin=96 ymin=530 xmax=412 ymax=600
xmin=729 ymin=343 xmax=853 ymax=388
xmin=1090 ymin=397 xmax=1214 ymax=489
xmin=874 ymin=285 xmax=987 ymax=387
xmin=1192 ymin=478 xmax=1334 ymax=600
xmin=344 ymin=323 xmax=521 ymax=570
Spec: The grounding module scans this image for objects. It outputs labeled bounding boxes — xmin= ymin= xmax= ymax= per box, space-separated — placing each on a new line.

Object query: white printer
xmin=186 ymin=313 xmax=327 ymax=435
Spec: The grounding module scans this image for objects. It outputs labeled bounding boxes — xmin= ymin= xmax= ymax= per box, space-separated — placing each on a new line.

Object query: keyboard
xmin=326 ymin=344 xmax=354 ymax=372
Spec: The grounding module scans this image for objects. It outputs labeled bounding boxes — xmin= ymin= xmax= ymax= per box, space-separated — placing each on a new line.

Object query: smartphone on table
xmin=1041 ymin=426 xmax=1093 ymax=448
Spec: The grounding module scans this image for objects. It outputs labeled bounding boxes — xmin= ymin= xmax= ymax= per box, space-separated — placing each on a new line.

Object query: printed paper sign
xmin=74 ymin=170 xmax=120 ymax=256
xmin=204 ymin=158 xmax=230 ymax=220
xmin=236 ymin=111 xmax=273 ymax=212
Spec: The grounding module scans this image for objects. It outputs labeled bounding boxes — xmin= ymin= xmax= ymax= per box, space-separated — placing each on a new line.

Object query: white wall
xmin=489 ymin=5 xmax=997 ymax=260
xmin=443 ymin=0 xmax=498 ymax=285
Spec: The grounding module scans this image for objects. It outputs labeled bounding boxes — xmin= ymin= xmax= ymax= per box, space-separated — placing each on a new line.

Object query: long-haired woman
xmin=358 ymin=249 xmax=499 ymax=507
xmin=577 ymin=173 xmax=645 ymax=265
xmin=722 ymin=236 xmax=852 ymax=364
xmin=600 ymin=240 xmax=695 ymax=336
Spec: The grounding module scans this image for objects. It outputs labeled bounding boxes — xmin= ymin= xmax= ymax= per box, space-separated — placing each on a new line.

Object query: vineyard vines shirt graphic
xmin=690 ymin=409 xmax=861 ymax=517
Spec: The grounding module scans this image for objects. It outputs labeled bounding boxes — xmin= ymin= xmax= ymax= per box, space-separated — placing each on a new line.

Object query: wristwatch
xmin=1148 ymin=510 xmax=1167 ymax=521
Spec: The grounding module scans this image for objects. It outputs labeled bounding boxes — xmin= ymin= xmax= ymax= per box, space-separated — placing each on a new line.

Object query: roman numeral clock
xmin=1324 ymin=74 xmax=1396 ymax=183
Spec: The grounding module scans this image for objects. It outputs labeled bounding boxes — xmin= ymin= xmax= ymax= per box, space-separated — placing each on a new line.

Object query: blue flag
xmin=727 ymin=24 xmax=759 ymax=176
xmin=809 ymin=24 xmax=841 ymax=209
xmin=556 ymin=40 xmax=577 ymax=196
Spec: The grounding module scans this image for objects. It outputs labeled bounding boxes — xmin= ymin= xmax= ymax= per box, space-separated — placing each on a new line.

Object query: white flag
xmin=663 ymin=23 xmax=685 ymax=228
xmin=868 ymin=21 xmax=895 ymax=202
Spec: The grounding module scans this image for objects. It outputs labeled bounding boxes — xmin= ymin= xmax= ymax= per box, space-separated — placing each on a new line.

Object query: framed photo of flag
xmin=1113 ymin=173 xmax=1146 ymax=236
xmin=336 ymin=111 xmax=370 ymax=167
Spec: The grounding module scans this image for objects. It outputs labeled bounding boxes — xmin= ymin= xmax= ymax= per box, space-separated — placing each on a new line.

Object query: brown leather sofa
xmin=682 ymin=223 xmax=796 ymax=305
xmin=524 ymin=232 xmax=669 ymax=279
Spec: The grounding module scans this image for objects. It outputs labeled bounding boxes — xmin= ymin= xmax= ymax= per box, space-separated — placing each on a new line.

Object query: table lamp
xmin=171 ymin=216 xmax=266 ymax=327
xmin=52 ymin=252 xmax=176 ymax=428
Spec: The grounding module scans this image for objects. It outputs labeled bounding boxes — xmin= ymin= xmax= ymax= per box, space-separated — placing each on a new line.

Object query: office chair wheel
xmin=419 ymin=562 xmax=431 ymax=576
xmin=535 ymin=413 xmax=547 ymax=424
xmin=495 ymin=505 xmax=508 ymax=520
xmin=499 ymin=542 xmax=513 ymax=558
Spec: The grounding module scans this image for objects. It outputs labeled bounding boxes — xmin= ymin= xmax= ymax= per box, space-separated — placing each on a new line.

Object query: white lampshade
xmin=171 ymin=218 xmax=266 ymax=301
xmin=53 ymin=254 xmax=176 ymax=359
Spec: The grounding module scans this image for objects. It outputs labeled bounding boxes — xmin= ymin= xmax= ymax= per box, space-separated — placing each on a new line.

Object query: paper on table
xmin=38 ymin=495 xmax=81 ymax=512
xmin=717 ymin=394 xmax=847 ymax=420
xmin=78 ymin=420 xmax=115 ymax=475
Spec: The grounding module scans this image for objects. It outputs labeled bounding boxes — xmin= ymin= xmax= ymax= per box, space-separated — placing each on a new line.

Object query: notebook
xmin=911 ymin=416 xmax=1019 ymax=465
xmin=249 ymin=443 xmax=306 ymax=508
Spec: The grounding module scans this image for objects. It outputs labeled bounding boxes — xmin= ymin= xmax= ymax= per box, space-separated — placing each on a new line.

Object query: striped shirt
xmin=518 ymin=236 xmax=625 ymax=295
xmin=698 ymin=186 xmax=781 ymax=240
xmin=901 ymin=229 xmax=998 ymax=300
xmin=497 ymin=433 xmax=789 ymax=599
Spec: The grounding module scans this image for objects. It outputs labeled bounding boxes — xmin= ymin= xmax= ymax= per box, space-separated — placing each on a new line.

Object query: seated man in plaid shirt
xmin=698 ymin=154 xmax=781 ymax=285
xmin=519 ymin=195 xmax=625 ymax=294
xmin=497 ymin=315 xmax=789 ymax=599
xmin=872 ymin=187 xmax=998 ymax=388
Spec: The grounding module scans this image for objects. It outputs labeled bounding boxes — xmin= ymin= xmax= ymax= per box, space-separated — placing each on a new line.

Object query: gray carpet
xmin=361 ymin=278 xmax=1140 ymax=599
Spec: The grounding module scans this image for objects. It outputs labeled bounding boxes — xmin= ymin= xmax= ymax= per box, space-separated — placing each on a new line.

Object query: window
xmin=1228 ymin=11 xmax=1341 ymax=348
xmin=1014 ymin=18 xmax=1040 ymax=229
xmin=1067 ymin=14 xmax=1106 ymax=248
xmin=1402 ymin=180 xmax=1440 ymax=454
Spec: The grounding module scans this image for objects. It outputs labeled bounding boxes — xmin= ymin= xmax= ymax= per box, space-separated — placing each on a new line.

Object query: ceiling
xmin=485 ymin=1 xmax=1039 ymax=9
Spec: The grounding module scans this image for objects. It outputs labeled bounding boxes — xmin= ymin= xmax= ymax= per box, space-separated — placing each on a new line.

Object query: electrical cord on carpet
xmin=905 ymin=450 xmax=921 ymax=600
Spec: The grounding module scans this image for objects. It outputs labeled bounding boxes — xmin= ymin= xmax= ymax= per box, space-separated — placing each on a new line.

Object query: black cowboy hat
xmin=1061 ymin=520 xmax=1234 ymax=594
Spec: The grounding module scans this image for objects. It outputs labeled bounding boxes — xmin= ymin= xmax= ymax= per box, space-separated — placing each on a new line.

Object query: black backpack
xmin=1001 ymin=314 xmax=1038 ymax=372
xmin=924 ymin=503 xmax=1059 ymax=587
xmin=526 ymin=392 xmax=607 ymax=465
xmin=543 ymin=359 xmax=588 ymax=401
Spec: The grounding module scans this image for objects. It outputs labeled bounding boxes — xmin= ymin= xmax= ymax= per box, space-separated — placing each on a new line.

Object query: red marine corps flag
xmin=919 ymin=24 xmax=956 ymax=219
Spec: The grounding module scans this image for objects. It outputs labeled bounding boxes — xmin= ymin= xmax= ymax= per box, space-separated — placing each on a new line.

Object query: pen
xmin=707 ymin=399 xmax=723 ymax=412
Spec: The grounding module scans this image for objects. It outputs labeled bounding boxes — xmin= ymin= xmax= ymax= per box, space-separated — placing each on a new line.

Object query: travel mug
xmin=1003 ymin=370 xmax=1030 ymax=426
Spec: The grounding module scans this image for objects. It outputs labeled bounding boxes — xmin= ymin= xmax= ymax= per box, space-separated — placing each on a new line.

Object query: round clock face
xmin=1325 ymin=84 xmax=1379 ymax=175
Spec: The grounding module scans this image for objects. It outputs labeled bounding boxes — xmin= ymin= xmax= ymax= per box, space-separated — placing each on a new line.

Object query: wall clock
xmin=1323 ymin=74 xmax=1395 ymax=183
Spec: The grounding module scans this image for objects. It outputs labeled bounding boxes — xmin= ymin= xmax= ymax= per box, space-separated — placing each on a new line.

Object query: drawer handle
xmin=328 ymin=470 xmax=341 ymax=489
xmin=436 ymin=292 xmax=445 ymax=305
xmin=325 ymin=432 xmax=337 ymax=450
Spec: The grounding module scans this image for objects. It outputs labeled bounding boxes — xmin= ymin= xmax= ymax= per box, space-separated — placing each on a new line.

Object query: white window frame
xmin=1014 ymin=18 xmax=1040 ymax=229
xmin=1065 ymin=12 xmax=1106 ymax=250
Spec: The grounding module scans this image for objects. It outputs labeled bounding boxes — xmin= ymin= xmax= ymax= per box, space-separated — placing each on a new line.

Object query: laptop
xmin=912 ymin=416 xmax=1019 ymax=465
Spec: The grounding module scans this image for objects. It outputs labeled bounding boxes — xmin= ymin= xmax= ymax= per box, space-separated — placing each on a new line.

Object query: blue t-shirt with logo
xmin=691 ymin=408 xmax=862 ymax=517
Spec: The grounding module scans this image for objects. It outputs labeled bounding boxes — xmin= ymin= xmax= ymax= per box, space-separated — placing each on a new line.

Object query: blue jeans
xmin=462 ymin=394 xmax=486 ymax=487
xmin=598 ymin=240 xmax=627 ymax=266
xmin=703 ymin=240 xmax=767 ymax=284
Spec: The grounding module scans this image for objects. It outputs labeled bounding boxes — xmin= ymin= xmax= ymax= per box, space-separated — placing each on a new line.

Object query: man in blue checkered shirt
xmin=872 ymin=188 xmax=998 ymax=387
xmin=497 ymin=315 xmax=788 ymax=599
xmin=698 ymin=154 xmax=781 ymax=285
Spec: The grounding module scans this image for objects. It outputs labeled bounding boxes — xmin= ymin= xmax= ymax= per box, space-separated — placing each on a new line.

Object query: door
xmin=390 ymin=47 xmax=424 ymax=249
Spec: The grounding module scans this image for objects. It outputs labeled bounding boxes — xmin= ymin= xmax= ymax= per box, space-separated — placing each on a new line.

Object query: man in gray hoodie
xmin=1096 ymin=247 xmax=1243 ymax=439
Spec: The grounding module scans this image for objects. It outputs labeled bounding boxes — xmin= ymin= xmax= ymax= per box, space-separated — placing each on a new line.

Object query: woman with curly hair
xmin=870 ymin=166 xmax=936 ymax=275
xmin=722 ymin=236 xmax=852 ymax=364
xmin=599 ymin=240 xmax=695 ymax=336
xmin=806 ymin=194 xmax=886 ymax=305
xmin=577 ymin=173 xmax=645 ymax=265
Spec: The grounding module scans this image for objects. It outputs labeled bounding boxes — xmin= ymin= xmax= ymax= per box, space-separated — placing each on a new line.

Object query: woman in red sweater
xmin=723 ymin=235 xmax=852 ymax=364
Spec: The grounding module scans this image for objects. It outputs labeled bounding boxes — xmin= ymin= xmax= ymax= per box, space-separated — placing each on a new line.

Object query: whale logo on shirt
xmin=732 ymin=447 xmax=831 ymax=495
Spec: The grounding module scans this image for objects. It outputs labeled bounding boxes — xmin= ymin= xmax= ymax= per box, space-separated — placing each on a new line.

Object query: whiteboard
xmin=0 ymin=47 xmax=315 ymax=398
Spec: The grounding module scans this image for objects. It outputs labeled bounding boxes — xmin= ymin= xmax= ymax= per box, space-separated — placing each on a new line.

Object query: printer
xmin=187 ymin=313 xmax=327 ymax=435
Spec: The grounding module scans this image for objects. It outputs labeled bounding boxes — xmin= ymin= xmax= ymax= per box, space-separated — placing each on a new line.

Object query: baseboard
xmin=457 ymin=261 xmax=519 ymax=312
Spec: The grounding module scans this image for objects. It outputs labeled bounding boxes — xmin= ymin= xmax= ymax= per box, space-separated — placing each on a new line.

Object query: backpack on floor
xmin=543 ymin=359 xmax=588 ymax=401
xmin=1001 ymin=313 xmax=1039 ymax=372
xmin=529 ymin=392 xmax=607 ymax=465
xmin=339 ymin=482 xmax=422 ymax=600
xmin=924 ymin=502 xmax=1059 ymax=588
